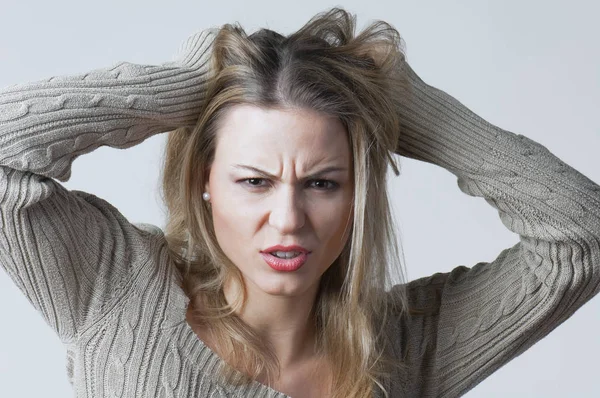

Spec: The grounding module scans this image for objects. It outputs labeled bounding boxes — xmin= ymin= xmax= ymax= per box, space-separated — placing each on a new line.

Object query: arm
xmin=0 ymin=29 xmax=216 ymax=343
xmin=391 ymin=62 xmax=600 ymax=396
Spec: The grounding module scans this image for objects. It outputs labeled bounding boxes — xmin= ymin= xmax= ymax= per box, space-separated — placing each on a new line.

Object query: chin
xmin=253 ymin=274 xmax=319 ymax=298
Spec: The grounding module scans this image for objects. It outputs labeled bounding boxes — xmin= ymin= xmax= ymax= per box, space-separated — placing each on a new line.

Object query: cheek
xmin=317 ymin=201 xmax=354 ymax=249
xmin=211 ymin=201 xmax=252 ymax=261
xmin=210 ymin=181 xmax=248 ymax=238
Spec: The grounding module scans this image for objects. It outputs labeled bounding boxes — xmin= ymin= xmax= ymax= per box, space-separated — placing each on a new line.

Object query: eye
xmin=309 ymin=179 xmax=339 ymax=191
xmin=239 ymin=178 xmax=339 ymax=191
xmin=243 ymin=178 xmax=268 ymax=188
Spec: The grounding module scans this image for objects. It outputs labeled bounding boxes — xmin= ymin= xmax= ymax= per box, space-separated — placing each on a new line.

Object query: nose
xmin=269 ymin=185 xmax=306 ymax=234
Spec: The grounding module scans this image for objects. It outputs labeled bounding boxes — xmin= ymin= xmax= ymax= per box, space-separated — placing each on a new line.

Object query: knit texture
xmin=1 ymin=29 xmax=599 ymax=397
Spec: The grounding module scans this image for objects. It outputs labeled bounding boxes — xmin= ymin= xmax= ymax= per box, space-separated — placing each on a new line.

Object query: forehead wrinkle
xmin=233 ymin=140 xmax=347 ymax=172
xmin=302 ymin=154 xmax=346 ymax=173
xmin=231 ymin=164 xmax=348 ymax=184
xmin=219 ymin=105 xmax=350 ymax=174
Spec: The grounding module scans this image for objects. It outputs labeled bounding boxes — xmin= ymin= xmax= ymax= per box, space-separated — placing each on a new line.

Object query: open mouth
xmin=270 ymin=251 xmax=303 ymax=259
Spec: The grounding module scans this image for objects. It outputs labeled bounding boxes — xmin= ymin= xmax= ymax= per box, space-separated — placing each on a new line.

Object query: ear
xmin=203 ymin=166 xmax=211 ymax=192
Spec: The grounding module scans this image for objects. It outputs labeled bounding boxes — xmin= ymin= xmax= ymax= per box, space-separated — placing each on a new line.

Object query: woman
xmin=1 ymin=7 xmax=598 ymax=398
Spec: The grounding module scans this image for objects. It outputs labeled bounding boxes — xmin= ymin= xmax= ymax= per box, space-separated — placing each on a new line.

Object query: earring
xmin=202 ymin=192 xmax=211 ymax=201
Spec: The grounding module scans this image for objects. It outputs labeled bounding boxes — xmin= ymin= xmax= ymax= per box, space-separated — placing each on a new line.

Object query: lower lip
xmin=260 ymin=252 xmax=309 ymax=272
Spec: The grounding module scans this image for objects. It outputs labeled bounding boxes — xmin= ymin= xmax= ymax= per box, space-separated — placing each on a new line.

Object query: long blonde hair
xmin=160 ymin=7 xmax=412 ymax=397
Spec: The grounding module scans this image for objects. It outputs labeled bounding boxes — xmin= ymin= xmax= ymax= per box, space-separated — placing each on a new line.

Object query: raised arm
xmin=390 ymin=62 xmax=600 ymax=397
xmin=0 ymin=29 xmax=215 ymax=343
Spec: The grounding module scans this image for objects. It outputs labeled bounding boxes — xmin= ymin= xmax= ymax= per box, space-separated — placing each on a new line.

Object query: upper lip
xmin=262 ymin=245 xmax=311 ymax=253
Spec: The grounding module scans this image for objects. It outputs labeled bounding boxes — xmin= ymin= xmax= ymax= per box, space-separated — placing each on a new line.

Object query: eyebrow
xmin=232 ymin=164 xmax=348 ymax=181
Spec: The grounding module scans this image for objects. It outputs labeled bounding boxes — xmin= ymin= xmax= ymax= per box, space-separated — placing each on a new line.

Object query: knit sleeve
xmin=0 ymin=29 xmax=215 ymax=343
xmin=390 ymin=63 xmax=600 ymax=397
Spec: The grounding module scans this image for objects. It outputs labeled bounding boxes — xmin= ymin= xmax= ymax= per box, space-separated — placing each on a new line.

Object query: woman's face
xmin=204 ymin=104 xmax=354 ymax=299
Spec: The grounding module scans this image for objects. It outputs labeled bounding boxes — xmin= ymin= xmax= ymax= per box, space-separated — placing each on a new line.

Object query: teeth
xmin=271 ymin=251 xmax=302 ymax=259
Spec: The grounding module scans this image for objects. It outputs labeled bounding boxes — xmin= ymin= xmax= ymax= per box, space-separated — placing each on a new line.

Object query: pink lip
xmin=261 ymin=244 xmax=310 ymax=253
xmin=260 ymin=252 xmax=309 ymax=272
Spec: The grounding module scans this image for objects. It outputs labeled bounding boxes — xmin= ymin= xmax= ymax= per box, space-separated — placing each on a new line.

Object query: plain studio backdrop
xmin=0 ymin=0 xmax=598 ymax=396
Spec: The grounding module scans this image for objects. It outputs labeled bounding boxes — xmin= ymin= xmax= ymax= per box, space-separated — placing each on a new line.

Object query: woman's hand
xmin=393 ymin=61 xmax=440 ymax=160
xmin=170 ymin=29 xmax=217 ymax=71
xmin=393 ymin=60 xmax=492 ymax=174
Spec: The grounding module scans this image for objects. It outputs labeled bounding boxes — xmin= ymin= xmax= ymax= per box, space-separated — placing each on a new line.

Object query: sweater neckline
xmin=165 ymin=275 xmax=291 ymax=398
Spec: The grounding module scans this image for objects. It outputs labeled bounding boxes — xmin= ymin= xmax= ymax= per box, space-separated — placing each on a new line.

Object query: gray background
xmin=1 ymin=0 xmax=598 ymax=396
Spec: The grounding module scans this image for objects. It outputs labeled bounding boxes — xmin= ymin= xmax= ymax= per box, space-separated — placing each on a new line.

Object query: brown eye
xmin=309 ymin=180 xmax=338 ymax=191
xmin=242 ymin=178 xmax=268 ymax=188
xmin=238 ymin=178 xmax=338 ymax=192
xmin=247 ymin=178 xmax=264 ymax=186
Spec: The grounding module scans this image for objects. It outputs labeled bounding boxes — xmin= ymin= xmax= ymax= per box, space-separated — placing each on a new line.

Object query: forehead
xmin=215 ymin=104 xmax=350 ymax=161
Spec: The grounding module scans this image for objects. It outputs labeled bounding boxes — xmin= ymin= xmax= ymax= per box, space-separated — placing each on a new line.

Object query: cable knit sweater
xmin=1 ymin=29 xmax=599 ymax=398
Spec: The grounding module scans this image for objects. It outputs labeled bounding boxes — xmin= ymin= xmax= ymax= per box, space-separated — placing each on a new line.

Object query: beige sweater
xmin=1 ymin=29 xmax=599 ymax=397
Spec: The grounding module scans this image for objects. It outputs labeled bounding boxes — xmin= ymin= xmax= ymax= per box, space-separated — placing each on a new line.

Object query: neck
xmin=224 ymin=277 xmax=321 ymax=368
